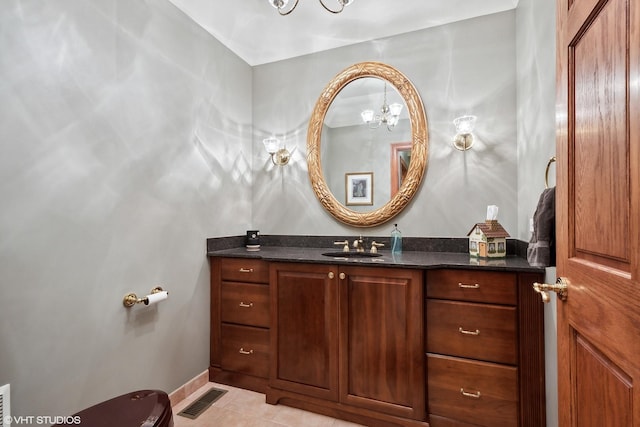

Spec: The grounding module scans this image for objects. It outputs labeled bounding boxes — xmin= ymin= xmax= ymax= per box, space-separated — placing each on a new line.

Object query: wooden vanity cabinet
xmin=209 ymin=257 xmax=270 ymax=392
xmin=209 ymin=257 xmax=545 ymax=427
xmin=267 ymin=262 xmax=427 ymax=427
xmin=426 ymin=269 xmax=545 ymax=427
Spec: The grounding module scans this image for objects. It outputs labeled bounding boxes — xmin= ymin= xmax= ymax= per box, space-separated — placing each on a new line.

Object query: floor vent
xmin=177 ymin=387 xmax=227 ymax=419
xmin=0 ymin=384 xmax=10 ymax=427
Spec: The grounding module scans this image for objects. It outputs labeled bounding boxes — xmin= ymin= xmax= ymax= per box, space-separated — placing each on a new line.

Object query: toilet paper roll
xmin=144 ymin=291 xmax=168 ymax=306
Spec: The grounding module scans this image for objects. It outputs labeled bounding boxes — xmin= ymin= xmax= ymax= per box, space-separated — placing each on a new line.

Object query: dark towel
xmin=527 ymin=187 xmax=556 ymax=267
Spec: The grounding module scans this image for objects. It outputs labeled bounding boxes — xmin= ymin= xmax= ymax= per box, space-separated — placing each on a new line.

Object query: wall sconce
xmin=452 ymin=115 xmax=477 ymax=151
xmin=263 ymin=137 xmax=291 ymax=166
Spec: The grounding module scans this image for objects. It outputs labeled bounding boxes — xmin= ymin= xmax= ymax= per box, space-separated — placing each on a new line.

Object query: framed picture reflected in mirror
xmin=345 ymin=172 xmax=373 ymax=206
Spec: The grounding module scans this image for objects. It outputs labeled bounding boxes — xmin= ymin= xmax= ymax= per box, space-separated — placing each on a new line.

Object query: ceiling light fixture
xmin=361 ymin=83 xmax=403 ymax=131
xmin=269 ymin=0 xmax=355 ymax=16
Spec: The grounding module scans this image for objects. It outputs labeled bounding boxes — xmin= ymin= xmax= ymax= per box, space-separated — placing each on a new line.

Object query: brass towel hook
xmin=545 ymin=156 xmax=556 ymax=189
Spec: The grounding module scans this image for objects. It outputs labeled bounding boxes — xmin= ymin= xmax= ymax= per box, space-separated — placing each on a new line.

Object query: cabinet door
xmin=269 ymin=263 xmax=339 ymax=401
xmin=339 ymin=266 xmax=425 ymax=420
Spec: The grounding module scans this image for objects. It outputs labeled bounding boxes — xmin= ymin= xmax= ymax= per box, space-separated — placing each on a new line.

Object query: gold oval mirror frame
xmin=307 ymin=62 xmax=429 ymax=227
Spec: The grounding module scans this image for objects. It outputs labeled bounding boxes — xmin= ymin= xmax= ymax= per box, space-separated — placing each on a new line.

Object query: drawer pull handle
xmin=239 ymin=302 xmax=253 ymax=308
xmin=460 ymin=388 xmax=481 ymax=399
xmin=458 ymin=327 xmax=480 ymax=336
xmin=239 ymin=268 xmax=254 ymax=273
xmin=458 ymin=282 xmax=480 ymax=289
xmin=239 ymin=348 xmax=254 ymax=355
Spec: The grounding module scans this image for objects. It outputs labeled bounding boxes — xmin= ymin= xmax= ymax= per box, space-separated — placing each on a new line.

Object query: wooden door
xmin=269 ymin=263 xmax=340 ymax=401
xmin=556 ymin=0 xmax=640 ymax=425
xmin=339 ymin=266 xmax=425 ymax=420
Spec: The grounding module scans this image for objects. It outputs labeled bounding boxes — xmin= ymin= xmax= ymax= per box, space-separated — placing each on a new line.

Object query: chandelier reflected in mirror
xmin=269 ymin=0 xmax=355 ymax=15
xmin=361 ymin=83 xmax=403 ymax=131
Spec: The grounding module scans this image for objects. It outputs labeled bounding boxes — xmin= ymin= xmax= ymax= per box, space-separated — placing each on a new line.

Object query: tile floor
xmin=172 ymin=382 xmax=365 ymax=427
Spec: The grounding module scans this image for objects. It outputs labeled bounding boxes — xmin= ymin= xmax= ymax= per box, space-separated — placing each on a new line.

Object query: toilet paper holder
xmin=123 ymin=286 xmax=169 ymax=308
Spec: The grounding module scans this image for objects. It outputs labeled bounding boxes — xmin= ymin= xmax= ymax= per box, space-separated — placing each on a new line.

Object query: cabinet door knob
xmin=239 ymin=302 xmax=253 ymax=308
xmin=328 ymin=272 xmax=335 ymax=279
xmin=239 ymin=348 xmax=254 ymax=355
xmin=458 ymin=327 xmax=480 ymax=336
xmin=339 ymin=272 xmax=346 ymax=280
xmin=460 ymin=388 xmax=481 ymax=399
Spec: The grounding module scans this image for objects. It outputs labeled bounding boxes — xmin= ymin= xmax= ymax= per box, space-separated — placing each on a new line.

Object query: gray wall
xmin=252 ymin=11 xmax=519 ymax=238
xmin=515 ymin=0 xmax=558 ymax=426
xmin=0 ymin=0 xmax=252 ymax=419
xmin=516 ymin=0 xmax=557 ymax=241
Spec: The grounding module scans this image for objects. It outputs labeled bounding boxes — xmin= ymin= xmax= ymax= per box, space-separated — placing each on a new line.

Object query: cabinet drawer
xmin=426 ymin=270 xmax=516 ymax=305
xmin=427 ymin=300 xmax=517 ymax=365
xmin=427 ymin=354 xmax=518 ymax=427
xmin=221 ymin=324 xmax=269 ymax=378
xmin=221 ymin=282 xmax=269 ymax=327
xmin=220 ymin=258 xmax=269 ymax=283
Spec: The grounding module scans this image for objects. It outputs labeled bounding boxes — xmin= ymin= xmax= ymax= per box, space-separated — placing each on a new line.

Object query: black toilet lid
xmin=53 ymin=390 xmax=172 ymax=427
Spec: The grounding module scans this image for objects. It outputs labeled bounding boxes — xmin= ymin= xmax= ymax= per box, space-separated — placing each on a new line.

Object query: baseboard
xmin=168 ymin=370 xmax=210 ymax=407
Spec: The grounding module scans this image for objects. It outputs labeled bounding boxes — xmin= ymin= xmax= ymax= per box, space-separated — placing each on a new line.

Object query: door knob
xmin=533 ymin=277 xmax=569 ymax=303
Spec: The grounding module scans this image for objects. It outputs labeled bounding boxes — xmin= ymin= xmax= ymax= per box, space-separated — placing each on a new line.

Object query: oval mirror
xmin=307 ymin=62 xmax=428 ymax=227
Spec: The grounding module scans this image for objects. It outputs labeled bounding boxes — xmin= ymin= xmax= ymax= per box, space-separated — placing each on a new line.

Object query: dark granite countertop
xmin=207 ymin=245 xmax=543 ymax=273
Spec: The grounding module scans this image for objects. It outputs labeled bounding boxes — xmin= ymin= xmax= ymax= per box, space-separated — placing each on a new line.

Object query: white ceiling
xmin=167 ymin=0 xmax=520 ymax=66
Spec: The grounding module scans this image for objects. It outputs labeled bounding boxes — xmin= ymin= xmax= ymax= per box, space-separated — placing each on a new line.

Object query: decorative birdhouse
xmin=468 ymin=219 xmax=510 ymax=258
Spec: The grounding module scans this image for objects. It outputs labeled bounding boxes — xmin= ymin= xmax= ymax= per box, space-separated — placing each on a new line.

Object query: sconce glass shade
xmin=361 ymin=110 xmax=375 ymax=123
xmin=453 ymin=115 xmax=477 ymax=133
xmin=452 ymin=115 xmax=477 ymax=151
xmin=389 ymin=103 xmax=403 ymax=117
xmin=263 ymin=137 xmax=280 ymax=154
xmin=263 ymin=137 xmax=290 ymax=166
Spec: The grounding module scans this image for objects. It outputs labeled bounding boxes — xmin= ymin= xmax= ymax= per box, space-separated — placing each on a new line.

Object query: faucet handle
xmin=370 ymin=241 xmax=385 ymax=253
xmin=334 ymin=240 xmax=350 ymax=252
